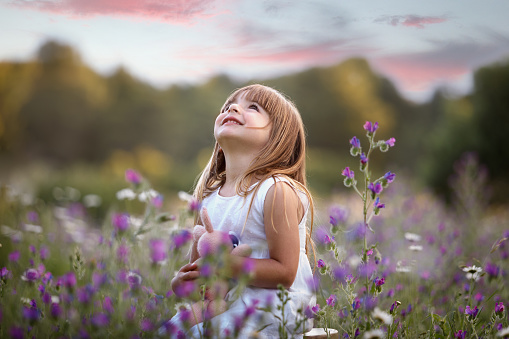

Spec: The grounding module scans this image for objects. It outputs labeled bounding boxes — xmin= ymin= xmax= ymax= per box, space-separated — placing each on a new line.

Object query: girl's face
xmin=214 ymin=92 xmax=272 ymax=152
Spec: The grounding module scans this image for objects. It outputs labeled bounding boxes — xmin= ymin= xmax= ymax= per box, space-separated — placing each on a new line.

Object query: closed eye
xmin=249 ymin=104 xmax=259 ymax=111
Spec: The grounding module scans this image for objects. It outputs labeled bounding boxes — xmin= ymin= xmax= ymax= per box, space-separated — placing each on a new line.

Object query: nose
xmin=228 ymin=103 xmax=240 ymax=113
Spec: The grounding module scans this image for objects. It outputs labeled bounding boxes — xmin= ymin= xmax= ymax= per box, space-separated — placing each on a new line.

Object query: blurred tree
xmin=471 ymin=59 xmax=509 ymax=202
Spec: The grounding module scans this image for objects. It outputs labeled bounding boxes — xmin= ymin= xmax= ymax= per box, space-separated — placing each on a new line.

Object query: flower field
xmin=1 ymin=122 xmax=508 ymax=338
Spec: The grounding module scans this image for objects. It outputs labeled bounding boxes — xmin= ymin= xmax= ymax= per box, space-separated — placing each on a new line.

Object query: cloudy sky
xmin=1 ymin=0 xmax=509 ymax=102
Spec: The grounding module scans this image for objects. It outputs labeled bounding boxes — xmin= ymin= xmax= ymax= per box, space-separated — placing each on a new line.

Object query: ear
xmin=193 ymin=225 xmax=206 ymax=242
xmin=201 ymin=207 xmax=214 ymax=233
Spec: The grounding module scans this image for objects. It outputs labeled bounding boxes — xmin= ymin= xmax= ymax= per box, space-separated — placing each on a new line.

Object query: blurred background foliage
xmin=1 ymin=40 xmax=508 ymax=209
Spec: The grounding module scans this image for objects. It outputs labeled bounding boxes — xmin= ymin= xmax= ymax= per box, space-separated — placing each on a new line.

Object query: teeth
xmin=224 ymin=120 xmax=239 ymax=125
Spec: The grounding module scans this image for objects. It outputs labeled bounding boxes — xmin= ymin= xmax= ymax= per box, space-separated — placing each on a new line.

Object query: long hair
xmin=194 ymin=84 xmax=315 ymax=253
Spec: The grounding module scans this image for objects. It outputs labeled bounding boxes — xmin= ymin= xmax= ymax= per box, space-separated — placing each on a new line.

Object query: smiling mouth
xmin=222 ymin=118 xmax=242 ymax=125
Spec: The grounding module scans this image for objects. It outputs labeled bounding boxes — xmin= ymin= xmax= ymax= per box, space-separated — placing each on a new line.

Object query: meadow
xmin=0 ymin=122 xmax=508 ymax=338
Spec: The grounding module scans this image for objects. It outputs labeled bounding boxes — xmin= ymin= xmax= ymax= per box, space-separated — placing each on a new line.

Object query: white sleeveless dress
xmin=167 ymin=176 xmax=315 ymax=338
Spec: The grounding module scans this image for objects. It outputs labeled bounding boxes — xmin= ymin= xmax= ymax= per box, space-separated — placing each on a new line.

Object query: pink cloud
xmin=179 ymin=39 xmax=377 ymax=70
xmin=9 ymin=0 xmax=222 ymax=24
xmin=374 ymin=57 xmax=468 ymax=91
xmin=376 ymin=15 xmax=448 ymax=29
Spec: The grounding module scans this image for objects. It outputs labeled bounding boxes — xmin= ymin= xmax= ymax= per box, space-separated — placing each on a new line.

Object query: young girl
xmin=168 ymin=84 xmax=316 ymax=338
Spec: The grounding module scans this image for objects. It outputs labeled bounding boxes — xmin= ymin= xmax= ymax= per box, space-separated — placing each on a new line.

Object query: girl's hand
xmin=171 ymin=262 xmax=199 ymax=294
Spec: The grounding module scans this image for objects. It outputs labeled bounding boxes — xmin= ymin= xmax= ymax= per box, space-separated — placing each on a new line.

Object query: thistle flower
xmin=149 ymin=239 xmax=167 ymax=264
xmin=127 ymin=271 xmax=142 ymax=290
xmin=112 ymin=213 xmax=130 ymax=233
xmin=363 ymin=121 xmax=379 ymax=134
xmin=125 ymin=169 xmax=142 ymax=186
xmin=21 ymin=268 xmax=40 ymax=282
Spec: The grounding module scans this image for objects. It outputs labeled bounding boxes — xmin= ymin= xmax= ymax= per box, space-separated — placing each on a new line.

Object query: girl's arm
xmin=230 ymin=181 xmax=303 ymax=289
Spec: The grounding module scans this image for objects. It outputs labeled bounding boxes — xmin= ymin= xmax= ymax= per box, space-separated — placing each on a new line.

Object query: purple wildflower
xmin=485 ymin=262 xmax=500 ymax=279
xmin=374 ymin=197 xmax=385 ymax=210
xmin=22 ymin=268 xmax=40 ymax=282
xmin=50 ymin=303 xmax=61 ymax=319
xmin=242 ymin=258 xmax=255 ymax=274
xmin=63 ymin=272 xmax=77 ymax=290
xmin=8 ymin=251 xmax=20 ymax=263
xmin=374 ymin=277 xmax=385 ymax=287
xmin=363 ymin=121 xmax=379 ymax=134
xmin=77 ymin=286 xmax=94 ymax=304
xmin=39 ymin=246 xmax=49 ymax=260
xmin=465 ymin=305 xmax=479 ymax=318
xmin=368 ymin=182 xmax=383 ymax=195
xmin=91 ymin=313 xmax=109 ymax=327
xmin=384 ymin=171 xmax=396 ymax=184
xmin=22 ymin=306 xmax=39 ymax=323
xmin=175 ymin=280 xmax=196 ymax=298
xmin=10 ymin=326 xmax=24 ymax=339
xmin=454 ymin=330 xmax=467 ymax=339
xmin=317 ymin=259 xmax=325 ymax=268
xmin=326 ymin=294 xmax=337 ymax=307
xmin=172 ymin=230 xmax=192 ymax=250
xmin=127 ymin=271 xmax=142 ymax=290
xmin=360 ymin=153 xmax=368 ymax=165
xmin=117 ymin=243 xmax=130 ymax=264
xmin=385 ymin=138 xmax=396 ymax=147
xmin=152 ymin=194 xmax=164 ymax=208
xmin=92 ymin=272 xmax=108 ymax=288
xmin=125 ymin=169 xmax=142 ymax=185
xmin=42 ymin=292 xmax=51 ymax=304
xmin=27 ymin=211 xmax=39 ymax=223
xmin=333 ymin=266 xmax=348 ymax=281
xmin=352 ymin=299 xmax=361 ymax=311
xmin=188 ymin=198 xmax=202 ymax=212
xmin=329 ymin=206 xmax=348 ymax=226
xmin=390 ymin=301 xmax=401 ymax=314
xmin=311 ymin=304 xmax=321 ymax=314
xmin=149 ymin=239 xmax=167 ymax=264
xmin=141 ymin=319 xmax=154 ymax=331
xmin=342 ymin=167 xmax=354 ymax=179
xmin=1 ymin=267 xmax=10 ymax=279
xmin=112 ymin=213 xmax=130 ymax=232
xmin=350 ymin=136 xmax=361 ymax=148
xmin=495 ymin=302 xmax=505 ymax=315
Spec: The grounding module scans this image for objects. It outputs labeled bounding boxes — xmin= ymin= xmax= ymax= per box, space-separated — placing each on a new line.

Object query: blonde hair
xmin=193 ymin=84 xmax=314 ymax=253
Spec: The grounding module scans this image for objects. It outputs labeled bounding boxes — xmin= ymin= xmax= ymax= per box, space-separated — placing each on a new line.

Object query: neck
xmin=221 ymin=148 xmax=259 ymax=195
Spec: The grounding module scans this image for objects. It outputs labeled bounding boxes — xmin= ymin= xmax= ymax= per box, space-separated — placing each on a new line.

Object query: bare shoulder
xmin=263 ymin=180 xmax=304 ymax=223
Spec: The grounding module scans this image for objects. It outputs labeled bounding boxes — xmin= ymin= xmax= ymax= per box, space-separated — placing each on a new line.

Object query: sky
xmin=1 ymin=0 xmax=509 ymax=102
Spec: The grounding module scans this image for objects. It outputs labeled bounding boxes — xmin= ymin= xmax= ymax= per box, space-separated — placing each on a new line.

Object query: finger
xmin=180 ymin=262 xmax=197 ymax=272
xmin=201 ymin=207 xmax=213 ymax=232
xmin=183 ymin=271 xmax=200 ymax=281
